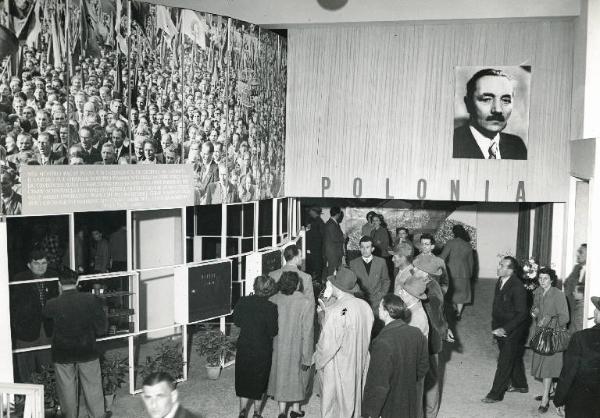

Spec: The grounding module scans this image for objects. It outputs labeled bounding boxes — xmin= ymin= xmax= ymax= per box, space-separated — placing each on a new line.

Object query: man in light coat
xmin=314 ymin=267 xmax=374 ymax=418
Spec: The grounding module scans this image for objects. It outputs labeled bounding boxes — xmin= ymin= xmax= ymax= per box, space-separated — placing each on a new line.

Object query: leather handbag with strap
xmin=529 ymin=315 xmax=570 ymax=356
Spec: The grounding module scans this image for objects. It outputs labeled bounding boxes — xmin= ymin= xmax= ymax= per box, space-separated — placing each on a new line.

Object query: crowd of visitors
xmin=0 ymin=3 xmax=287 ymax=214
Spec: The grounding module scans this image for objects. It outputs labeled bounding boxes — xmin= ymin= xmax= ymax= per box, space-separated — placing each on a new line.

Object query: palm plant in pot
xmin=194 ymin=325 xmax=236 ymax=380
xmin=101 ymin=354 xmax=128 ymax=412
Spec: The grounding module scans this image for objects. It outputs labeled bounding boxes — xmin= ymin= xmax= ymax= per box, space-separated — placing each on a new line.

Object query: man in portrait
xmin=453 ymin=68 xmax=528 ymax=160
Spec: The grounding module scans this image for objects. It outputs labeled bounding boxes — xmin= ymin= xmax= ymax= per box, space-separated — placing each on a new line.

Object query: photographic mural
xmin=0 ymin=0 xmax=287 ymax=214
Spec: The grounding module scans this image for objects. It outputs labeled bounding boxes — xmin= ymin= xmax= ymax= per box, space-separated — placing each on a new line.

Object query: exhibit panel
xmin=286 ymin=19 xmax=574 ymax=202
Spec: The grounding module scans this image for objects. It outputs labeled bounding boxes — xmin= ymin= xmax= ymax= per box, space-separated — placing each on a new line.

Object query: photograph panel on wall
xmin=453 ymin=65 xmax=531 ymax=160
xmin=0 ymin=0 xmax=70 ymax=214
xmin=66 ymin=0 xmax=130 ymax=165
xmin=128 ymin=1 xmax=183 ymax=165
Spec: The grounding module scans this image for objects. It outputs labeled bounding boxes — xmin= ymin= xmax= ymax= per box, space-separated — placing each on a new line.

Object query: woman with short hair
xmin=233 ymin=275 xmax=279 ymax=418
xmin=530 ymin=267 xmax=569 ymax=414
xmin=268 ymin=271 xmax=314 ymax=418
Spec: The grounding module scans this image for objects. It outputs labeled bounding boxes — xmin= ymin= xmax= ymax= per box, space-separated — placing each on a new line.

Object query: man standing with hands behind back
xmin=482 ymin=256 xmax=529 ymax=403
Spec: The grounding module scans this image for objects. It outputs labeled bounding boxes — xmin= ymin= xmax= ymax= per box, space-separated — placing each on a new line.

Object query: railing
xmin=0 ymin=383 xmax=44 ymax=418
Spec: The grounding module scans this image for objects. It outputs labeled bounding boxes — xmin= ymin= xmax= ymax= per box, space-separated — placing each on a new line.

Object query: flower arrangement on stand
xmin=521 ymin=257 xmax=539 ymax=291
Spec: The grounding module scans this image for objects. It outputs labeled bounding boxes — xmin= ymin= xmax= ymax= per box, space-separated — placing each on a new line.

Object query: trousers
xmin=487 ymin=335 xmax=527 ymax=400
xmin=15 ymin=327 xmax=52 ymax=383
xmin=55 ymin=359 xmax=105 ymax=418
xmin=424 ymin=353 xmax=440 ymax=418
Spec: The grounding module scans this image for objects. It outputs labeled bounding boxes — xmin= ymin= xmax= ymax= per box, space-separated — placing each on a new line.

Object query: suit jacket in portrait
xmin=349 ymin=256 xmax=390 ymax=310
xmin=196 ymin=160 xmax=219 ymax=197
xmin=491 ymin=274 xmax=529 ymax=338
xmin=452 ymin=125 xmax=528 ymax=160
xmin=322 ymin=218 xmax=344 ymax=275
xmin=205 ymin=181 xmax=239 ymax=204
xmin=81 ymin=147 xmax=101 ymax=164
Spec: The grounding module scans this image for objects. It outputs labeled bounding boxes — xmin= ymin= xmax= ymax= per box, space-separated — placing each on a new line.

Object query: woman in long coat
xmin=530 ymin=267 xmax=569 ymax=413
xmin=233 ymin=275 xmax=278 ymax=418
xmin=268 ymin=271 xmax=314 ymax=418
xmin=439 ymin=225 xmax=474 ymax=320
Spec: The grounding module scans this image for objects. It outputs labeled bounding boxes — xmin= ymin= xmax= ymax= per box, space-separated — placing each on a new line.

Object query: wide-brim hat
xmin=413 ymin=257 xmax=442 ymax=277
xmin=592 ymin=296 xmax=600 ymax=311
xmin=400 ymin=273 xmax=428 ymax=300
xmin=328 ymin=267 xmax=360 ymax=294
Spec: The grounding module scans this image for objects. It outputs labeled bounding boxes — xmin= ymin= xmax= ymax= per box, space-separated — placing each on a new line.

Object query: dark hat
xmin=592 ymin=296 xmax=600 ymax=311
xmin=400 ymin=272 xmax=428 ymax=300
xmin=413 ymin=257 xmax=443 ymax=277
xmin=328 ymin=267 xmax=360 ymax=294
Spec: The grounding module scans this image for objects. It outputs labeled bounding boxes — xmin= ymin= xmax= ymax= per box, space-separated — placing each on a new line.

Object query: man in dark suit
xmin=43 ymin=267 xmax=107 ymax=418
xmin=554 ymin=296 xmax=600 ymax=417
xmin=322 ymin=206 xmax=345 ymax=280
xmin=349 ymin=236 xmax=390 ymax=312
xmin=79 ymin=126 xmax=101 ymax=164
xmin=196 ymin=141 xmax=219 ymax=199
xmin=453 ymin=68 xmax=527 ymax=160
xmin=482 ymin=256 xmax=529 ymax=403
xmin=142 ymin=372 xmax=202 ymax=418
xmin=204 ymin=164 xmax=239 ymax=204
xmin=9 ymin=249 xmax=59 ymax=382
xmin=111 ymin=127 xmax=130 ymax=161
xmin=563 ymin=243 xmax=586 ymax=329
xmin=305 ymin=206 xmax=325 ymax=280
xmin=36 ymin=133 xmax=66 ymax=165
xmin=362 ymin=294 xmax=429 ymax=418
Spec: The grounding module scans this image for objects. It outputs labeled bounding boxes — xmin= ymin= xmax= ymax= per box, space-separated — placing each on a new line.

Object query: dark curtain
xmin=532 ymin=203 xmax=553 ymax=267
xmin=515 ymin=203 xmax=531 ymax=262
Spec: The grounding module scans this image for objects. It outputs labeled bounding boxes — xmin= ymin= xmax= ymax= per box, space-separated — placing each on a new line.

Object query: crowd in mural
xmin=0 ymin=0 xmax=287 ymax=214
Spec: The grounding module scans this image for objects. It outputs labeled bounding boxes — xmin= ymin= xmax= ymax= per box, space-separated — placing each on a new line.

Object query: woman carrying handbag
xmin=529 ymin=267 xmax=570 ymax=414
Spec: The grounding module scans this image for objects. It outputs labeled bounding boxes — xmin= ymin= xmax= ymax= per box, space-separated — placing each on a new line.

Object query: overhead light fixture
xmin=317 ymin=0 xmax=348 ymax=11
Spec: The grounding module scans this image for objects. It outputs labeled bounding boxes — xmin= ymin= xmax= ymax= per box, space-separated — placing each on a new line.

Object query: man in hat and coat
xmin=412 ymin=259 xmax=452 ymax=418
xmin=362 ymin=294 xmax=430 ymax=418
xmin=553 ymin=296 xmax=600 ymax=418
xmin=314 ymin=267 xmax=374 ymax=418
xmin=305 ymin=205 xmax=325 ymax=280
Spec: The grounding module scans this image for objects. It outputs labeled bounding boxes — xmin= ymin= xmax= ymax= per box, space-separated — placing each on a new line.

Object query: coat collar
xmin=381 ymin=318 xmax=408 ymax=333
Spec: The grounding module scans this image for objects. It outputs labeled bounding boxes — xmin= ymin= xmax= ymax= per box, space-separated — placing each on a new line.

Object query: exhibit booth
xmin=1 ymin=0 xmax=600 ymax=416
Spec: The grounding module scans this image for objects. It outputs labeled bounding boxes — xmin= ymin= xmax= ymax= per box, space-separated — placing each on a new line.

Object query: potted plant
xmin=194 ymin=325 xmax=235 ymax=380
xmin=30 ymin=365 xmax=60 ymax=417
xmin=101 ymin=354 xmax=128 ymax=411
xmin=139 ymin=339 xmax=185 ymax=382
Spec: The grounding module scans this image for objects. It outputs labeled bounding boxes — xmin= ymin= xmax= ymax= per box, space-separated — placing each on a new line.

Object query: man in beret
xmin=314 ymin=267 xmax=374 ymax=418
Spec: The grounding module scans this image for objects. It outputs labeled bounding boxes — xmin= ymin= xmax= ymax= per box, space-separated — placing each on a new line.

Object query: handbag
xmin=529 ymin=315 xmax=570 ymax=356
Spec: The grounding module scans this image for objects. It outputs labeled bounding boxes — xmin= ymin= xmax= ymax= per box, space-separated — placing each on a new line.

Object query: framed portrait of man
xmin=453 ymin=66 xmax=531 ymax=160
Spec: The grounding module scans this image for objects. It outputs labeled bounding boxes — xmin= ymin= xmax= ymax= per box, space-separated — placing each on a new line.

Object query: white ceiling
xmin=147 ymin=0 xmax=580 ymax=27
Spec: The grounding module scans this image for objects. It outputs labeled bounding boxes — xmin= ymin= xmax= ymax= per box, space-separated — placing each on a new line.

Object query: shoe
xmin=506 ymin=386 xmax=528 ymax=393
xmin=538 ymin=402 xmax=550 ymax=413
xmin=278 ymin=414 xmax=287 ymax=418
xmin=535 ymin=394 xmax=554 ymax=401
xmin=238 ymin=410 xmax=246 ymax=418
xmin=481 ymin=397 xmax=501 ymax=403
xmin=290 ymin=412 xmax=305 ymax=418
xmin=456 ymin=314 xmax=462 ymax=321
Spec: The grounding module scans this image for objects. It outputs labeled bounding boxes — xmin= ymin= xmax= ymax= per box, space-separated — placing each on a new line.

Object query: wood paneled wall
xmin=285 ymin=19 xmax=575 ymax=202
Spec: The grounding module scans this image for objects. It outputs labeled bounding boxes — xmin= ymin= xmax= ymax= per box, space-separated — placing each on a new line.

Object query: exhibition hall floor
xmin=111 ymin=279 xmax=561 ymax=418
